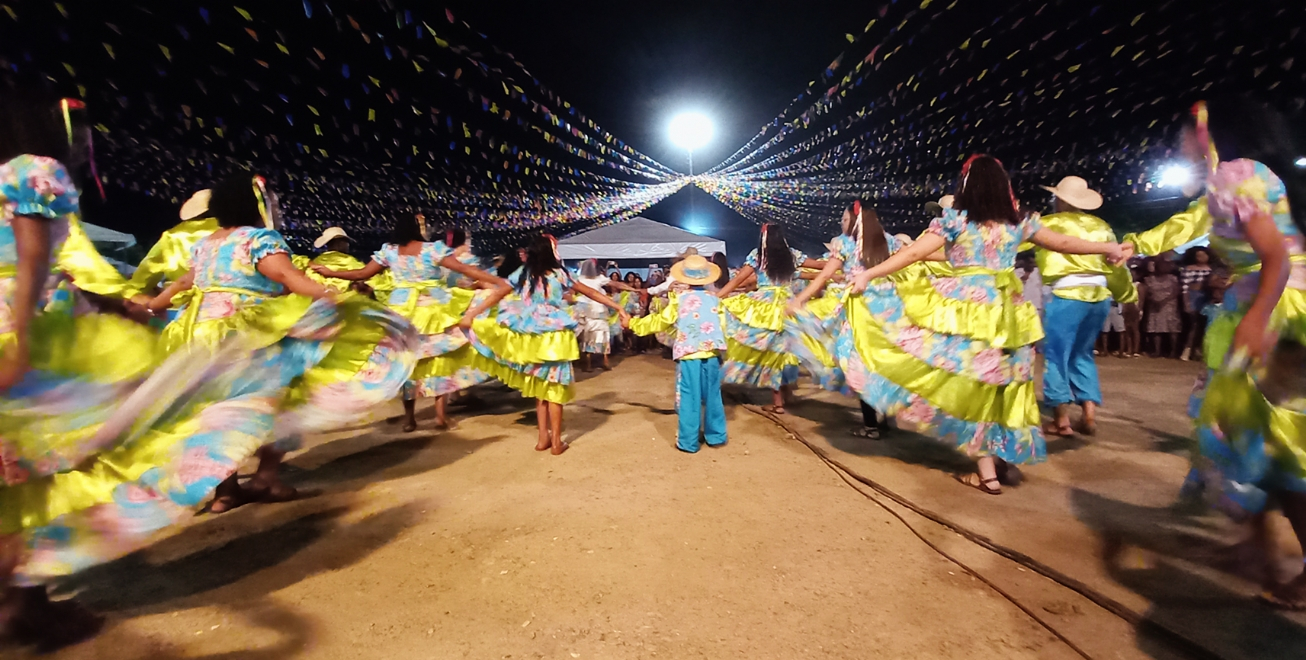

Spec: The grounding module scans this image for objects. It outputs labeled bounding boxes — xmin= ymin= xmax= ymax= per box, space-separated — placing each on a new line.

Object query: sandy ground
xmin=18 ymin=355 xmax=1306 ymax=659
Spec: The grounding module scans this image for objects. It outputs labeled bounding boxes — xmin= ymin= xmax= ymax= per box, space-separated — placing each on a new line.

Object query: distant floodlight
xmin=668 ymin=112 xmax=714 ymax=152
xmin=1295 ymin=156 xmax=1306 ymax=168
xmin=1156 ymin=164 xmax=1193 ymax=189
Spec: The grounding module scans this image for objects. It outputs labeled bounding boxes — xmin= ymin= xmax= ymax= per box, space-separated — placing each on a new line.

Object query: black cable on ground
xmin=737 ymin=399 xmax=1228 ymax=660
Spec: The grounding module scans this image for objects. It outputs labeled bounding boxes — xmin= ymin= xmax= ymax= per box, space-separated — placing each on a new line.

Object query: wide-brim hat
xmin=670 ymin=254 xmax=721 ymax=286
xmin=939 ymin=194 xmax=955 ymax=209
xmin=1041 ymin=176 xmax=1103 ymax=211
xmin=314 ymin=226 xmax=351 ymax=249
xmin=180 ymin=189 xmax=211 ymax=220
xmin=924 ymin=201 xmax=943 ymax=216
xmin=676 ymin=246 xmax=700 ymax=260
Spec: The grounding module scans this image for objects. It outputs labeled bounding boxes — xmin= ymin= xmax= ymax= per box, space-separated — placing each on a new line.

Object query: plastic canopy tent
xmin=557 ymin=217 xmax=725 ymax=261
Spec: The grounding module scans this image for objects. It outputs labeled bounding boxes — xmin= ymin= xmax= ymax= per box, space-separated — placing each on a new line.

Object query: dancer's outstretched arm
xmin=149 ymin=270 xmax=195 ymax=313
xmin=260 ymin=253 xmax=335 ymax=299
xmin=573 ymin=281 xmax=631 ymax=328
xmin=1029 ymin=229 xmax=1131 ymax=262
xmin=715 ymin=264 xmax=755 ymax=299
xmin=789 ymin=256 xmax=844 ymax=313
xmin=0 ymin=216 xmax=52 ymax=389
xmin=850 ymin=233 xmax=945 ymax=292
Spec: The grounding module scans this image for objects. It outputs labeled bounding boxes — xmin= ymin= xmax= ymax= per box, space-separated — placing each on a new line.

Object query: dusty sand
xmin=20 ymin=355 xmax=1306 ymax=659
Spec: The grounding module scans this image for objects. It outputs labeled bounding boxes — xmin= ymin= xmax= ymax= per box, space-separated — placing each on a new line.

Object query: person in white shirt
xmin=575 ymin=259 xmax=639 ymax=371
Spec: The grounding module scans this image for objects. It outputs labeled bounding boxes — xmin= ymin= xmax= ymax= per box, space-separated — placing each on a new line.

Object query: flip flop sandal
xmin=1042 ymin=421 xmax=1074 ymax=437
xmin=955 ymin=473 xmax=1003 ymax=495
xmin=850 ymin=426 xmax=881 ymax=440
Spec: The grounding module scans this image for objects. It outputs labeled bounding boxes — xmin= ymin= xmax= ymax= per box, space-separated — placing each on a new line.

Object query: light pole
xmin=668 ymin=112 xmax=713 ymax=223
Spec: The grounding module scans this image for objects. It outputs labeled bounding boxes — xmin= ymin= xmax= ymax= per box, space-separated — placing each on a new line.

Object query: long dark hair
xmin=956 ymin=155 xmax=1020 ymax=225
xmin=1206 ymin=96 xmax=1306 ymax=234
xmin=495 ymin=248 xmax=523 ymax=279
xmin=846 ymin=201 xmax=890 ymax=269
xmin=442 ymin=228 xmax=467 ymax=248
xmin=519 ymin=234 xmax=562 ymax=294
xmin=392 ymin=213 xmax=426 ymax=244
xmin=209 ymin=174 xmax=265 ymax=229
xmin=711 ymin=251 xmax=731 ymax=289
xmin=759 ymin=223 xmax=796 ymax=283
xmin=0 ymin=84 xmax=76 ymax=166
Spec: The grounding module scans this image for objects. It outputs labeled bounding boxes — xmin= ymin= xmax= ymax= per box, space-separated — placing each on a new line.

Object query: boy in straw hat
xmin=1031 ymin=176 xmax=1138 ymax=436
xmin=631 ymin=254 xmax=730 ymax=452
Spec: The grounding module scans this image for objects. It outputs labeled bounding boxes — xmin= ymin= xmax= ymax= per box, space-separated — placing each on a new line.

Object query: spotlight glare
xmin=1295 ymin=156 xmax=1306 ymax=168
xmin=1156 ymin=164 xmax=1193 ymax=189
xmin=668 ymin=112 xmax=714 ymax=152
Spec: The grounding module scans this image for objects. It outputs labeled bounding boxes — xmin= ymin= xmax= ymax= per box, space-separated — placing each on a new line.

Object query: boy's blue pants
xmin=676 ymin=357 xmax=727 ymax=452
xmin=1043 ymin=296 xmax=1110 ymax=407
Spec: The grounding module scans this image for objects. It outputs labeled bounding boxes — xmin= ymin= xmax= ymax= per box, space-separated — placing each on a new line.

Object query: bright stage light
xmin=1156 ymin=164 xmax=1193 ymax=189
xmin=668 ymin=112 xmax=714 ymax=152
xmin=1295 ymin=156 xmax=1306 ymax=168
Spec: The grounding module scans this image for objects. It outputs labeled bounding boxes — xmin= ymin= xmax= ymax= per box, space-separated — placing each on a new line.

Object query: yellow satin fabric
xmin=630 ymin=297 xmax=677 ymax=336
xmin=720 ymin=286 xmax=790 ymax=332
xmin=387 ymin=281 xmax=474 ymax=335
xmin=124 ymin=217 xmax=219 ymax=298
xmin=1022 ymin=212 xmax=1138 ymax=304
xmin=55 ymin=214 xmax=133 ymax=298
xmin=160 ymin=287 xmax=314 ymax=355
xmin=1199 ymin=366 xmax=1306 ymax=480
xmin=1123 ymin=197 xmax=1212 ymax=257
xmin=895 ymin=266 xmax=1044 ymax=348
xmin=469 ymin=317 xmax=580 ymax=365
xmin=474 ymin=356 xmax=574 ymax=404
xmin=724 ymin=340 xmax=799 ymax=370
xmin=847 ymin=295 xmax=1040 ymax=428
xmin=294 ymin=251 xmax=394 ymax=294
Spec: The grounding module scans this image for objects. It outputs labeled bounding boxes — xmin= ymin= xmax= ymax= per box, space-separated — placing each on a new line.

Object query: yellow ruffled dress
xmin=720 ymin=247 xmax=808 ymax=389
xmin=368 ymin=242 xmax=491 ymax=399
xmin=470 ymin=268 xmax=580 ymax=404
xmin=849 ymin=210 xmax=1047 ymax=464
xmin=293 ymin=250 xmax=394 ymax=296
xmin=159 ymin=227 xmax=416 ymax=442
xmin=1126 ymin=163 xmax=1306 ymax=516
xmin=0 ymin=155 xmax=268 ymax=584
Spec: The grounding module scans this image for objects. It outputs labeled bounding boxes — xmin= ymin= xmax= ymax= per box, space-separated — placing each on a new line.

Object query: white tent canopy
xmin=82 ymin=221 xmax=138 ymax=250
xmin=557 ymin=217 xmax=725 ymax=261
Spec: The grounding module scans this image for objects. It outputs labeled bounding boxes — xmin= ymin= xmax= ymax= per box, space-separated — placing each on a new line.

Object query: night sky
xmin=447 ymin=1 xmax=869 ymax=257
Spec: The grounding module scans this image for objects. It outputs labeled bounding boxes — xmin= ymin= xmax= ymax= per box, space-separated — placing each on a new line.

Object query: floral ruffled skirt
xmin=470 ymin=296 xmax=578 ymax=404
xmin=1189 ymin=287 xmax=1306 ymax=517
xmin=721 ymin=286 xmax=801 ymax=390
xmin=384 ymin=285 xmax=491 ymax=399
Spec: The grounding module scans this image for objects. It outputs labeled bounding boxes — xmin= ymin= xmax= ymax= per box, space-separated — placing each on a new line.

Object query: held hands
xmin=310 ymin=265 xmax=335 ymax=277
xmin=1105 ymin=242 xmax=1134 ymax=265
xmin=457 ymin=313 xmax=475 ymax=332
xmin=619 ymin=311 xmax=632 ymax=329
xmin=785 ymin=299 xmax=806 ymax=317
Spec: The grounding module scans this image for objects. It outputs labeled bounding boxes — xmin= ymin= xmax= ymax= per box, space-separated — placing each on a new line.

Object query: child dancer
xmin=461 ymin=235 xmax=629 ymax=454
xmin=631 ymin=255 xmax=729 ymax=452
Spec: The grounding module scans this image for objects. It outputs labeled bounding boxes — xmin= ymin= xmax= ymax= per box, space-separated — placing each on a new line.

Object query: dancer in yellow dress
xmin=462 ymin=234 xmax=629 ymax=454
xmin=150 ymin=175 xmax=415 ymax=511
xmin=296 ymin=226 xmax=393 ymax=296
xmin=1125 ymin=99 xmax=1306 ymax=608
xmin=312 ymin=216 xmax=508 ymax=432
xmin=715 ymin=223 xmax=824 ymax=414
xmin=844 ymin=156 xmax=1129 ymax=494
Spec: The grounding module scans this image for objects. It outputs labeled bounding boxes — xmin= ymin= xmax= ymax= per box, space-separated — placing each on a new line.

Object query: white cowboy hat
xmin=180 ymin=189 xmax=211 ymax=220
xmin=1041 ymin=176 xmax=1103 ymax=211
xmin=938 ymin=195 xmax=954 ymax=209
xmin=314 ymin=227 xmax=352 ymax=249
xmin=670 ymin=254 xmax=722 ymax=286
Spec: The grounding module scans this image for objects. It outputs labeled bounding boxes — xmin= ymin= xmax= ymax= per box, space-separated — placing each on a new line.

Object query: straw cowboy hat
xmin=1041 ymin=176 xmax=1103 ymax=211
xmin=314 ymin=227 xmax=352 ymax=249
xmin=670 ymin=254 xmax=722 ymax=286
xmin=180 ymin=189 xmax=212 ymax=220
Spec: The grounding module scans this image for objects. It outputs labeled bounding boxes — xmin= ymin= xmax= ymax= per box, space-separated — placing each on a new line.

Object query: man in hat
xmin=123 ymin=189 xmax=220 ymax=310
xmin=297 ymin=227 xmax=390 ymax=295
xmin=1034 ymin=176 xmax=1137 ymax=436
xmin=630 ymin=254 xmax=729 ymax=452
xmin=645 ymin=246 xmax=700 ymax=296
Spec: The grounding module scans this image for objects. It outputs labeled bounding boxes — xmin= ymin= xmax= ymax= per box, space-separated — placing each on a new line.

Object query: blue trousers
xmin=1043 ymin=296 xmax=1111 ymax=407
xmin=676 ymin=357 xmax=727 ymax=452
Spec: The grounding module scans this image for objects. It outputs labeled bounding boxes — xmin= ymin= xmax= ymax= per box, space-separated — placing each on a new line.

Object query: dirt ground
xmin=20 ymin=355 xmax=1306 ymax=659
